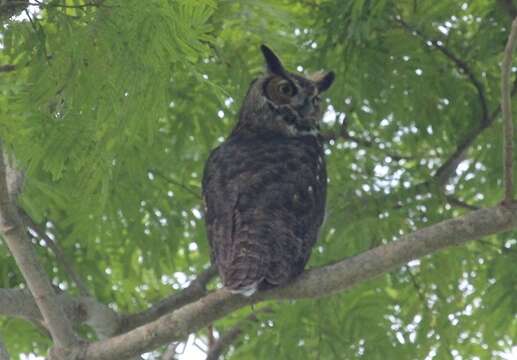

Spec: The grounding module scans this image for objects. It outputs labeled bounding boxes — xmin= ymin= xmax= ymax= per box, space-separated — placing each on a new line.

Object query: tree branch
xmin=206 ymin=308 xmax=272 ymax=360
xmin=0 ymin=0 xmax=28 ymax=18
xmin=206 ymin=324 xmax=244 ymax=360
xmin=161 ymin=342 xmax=180 ymax=360
xmin=23 ymin=214 xmax=91 ymax=297
xmin=432 ymin=75 xmax=517 ymax=186
xmin=445 ymin=195 xmax=480 ymax=211
xmin=393 ymin=16 xmax=506 ymax=186
xmin=497 ymin=0 xmax=517 ymax=18
xmin=3 ymin=0 xmax=104 ymax=9
xmin=0 ymin=146 xmax=78 ymax=348
xmin=52 ymin=205 xmax=517 ymax=359
xmin=118 ymin=266 xmax=217 ymax=333
xmin=151 ymin=169 xmax=201 ymax=200
xmin=0 ymin=64 xmax=15 ymax=73
xmin=0 ymin=288 xmax=119 ymax=339
xmin=501 ymin=17 xmax=517 ymax=203
xmin=0 ymin=337 xmax=9 ymax=360
xmin=321 ymin=114 xmax=411 ymax=161
xmin=395 ymin=16 xmax=489 ymax=127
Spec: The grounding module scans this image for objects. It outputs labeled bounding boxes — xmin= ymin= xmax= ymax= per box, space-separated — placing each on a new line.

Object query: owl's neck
xmin=229 ymin=124 xmax=320 ymax=143
xmin=230 ymin=122 xmax=319 ymax=140
xmin=232 ymin=110 xmax=320 ymax=138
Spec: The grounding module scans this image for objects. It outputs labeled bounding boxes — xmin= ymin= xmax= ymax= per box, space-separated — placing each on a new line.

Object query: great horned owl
xmin=202 ymin=45 xmax=334 ymax=296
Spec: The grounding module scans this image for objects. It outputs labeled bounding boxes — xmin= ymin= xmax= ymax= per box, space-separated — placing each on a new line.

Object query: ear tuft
xmin=260 ymin=45 xmax=285 ymax=75
xmin=310 ymin=71 xmax=335 ymax=92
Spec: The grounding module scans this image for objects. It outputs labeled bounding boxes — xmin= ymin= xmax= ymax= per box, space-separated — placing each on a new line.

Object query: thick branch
xmin=0 ymin=147 xmax=77 ymax=348
xmin=501 ymin=17 xmax=517 ymax=203
xmin=69 ymin=205 xmax=517 ymax=360
xmin=0 ymin=288 xmax=119 ymax=339
xmin=119 ymin=266 xmax=217 ymax=333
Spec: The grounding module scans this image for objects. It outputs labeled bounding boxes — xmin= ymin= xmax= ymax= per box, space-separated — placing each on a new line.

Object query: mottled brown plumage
xmin=202 ymin=45 xmax=334 ymax=295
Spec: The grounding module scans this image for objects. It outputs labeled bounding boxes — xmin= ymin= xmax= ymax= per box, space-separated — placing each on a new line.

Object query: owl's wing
xmin=263 ymin=143 xmax=327 ymax=286
xmin=202 ymin=136 xmax=326 ymax=292
xmin=202 ymin=146 xmax=234 ymax=267
xmin=203 ymin=144 xmax=270 ymax=292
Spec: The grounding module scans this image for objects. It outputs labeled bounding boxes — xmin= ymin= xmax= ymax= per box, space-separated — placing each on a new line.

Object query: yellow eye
xmin=277 ymin=81 xmax=295 ymax=97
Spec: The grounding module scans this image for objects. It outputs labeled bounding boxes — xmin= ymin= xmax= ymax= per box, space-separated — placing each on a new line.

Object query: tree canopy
xmin=0 ymin=0 xmax=516 ymax=359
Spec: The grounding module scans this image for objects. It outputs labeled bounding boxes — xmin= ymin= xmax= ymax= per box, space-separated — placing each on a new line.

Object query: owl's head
xmin=233 ymin=45 xmax=335 ymax=137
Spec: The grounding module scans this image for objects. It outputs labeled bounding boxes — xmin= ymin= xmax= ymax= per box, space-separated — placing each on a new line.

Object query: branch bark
xmin=501 ymin=17 xmax=517 ymax=203
xmin=0 ymin=146 xmax=78 ymax=348
xmin=0 ymin=288 xmax=119 ymax=339
xmin=118 ymin=266 xmax=217 ymax=333
xmin=0 ymin=337 xmax=9 ymax=360
xmin=52 ymin=204 xmax=517 ymax=360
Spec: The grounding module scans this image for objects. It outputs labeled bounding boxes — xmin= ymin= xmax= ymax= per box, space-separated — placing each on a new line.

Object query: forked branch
xmin=119 ymin=266 xmax=217 ymax=333
xmin=0 ymin=146 xmax=78 ymax=348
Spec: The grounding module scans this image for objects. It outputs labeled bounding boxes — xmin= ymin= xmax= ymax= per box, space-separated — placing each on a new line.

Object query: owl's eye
xmin=265 ymin=77 xmax=296 ymax=104
xmin=312 ymin=96 xmax=321 ymax=107
xmin=277 ymin=81 xmax=295 ymax=97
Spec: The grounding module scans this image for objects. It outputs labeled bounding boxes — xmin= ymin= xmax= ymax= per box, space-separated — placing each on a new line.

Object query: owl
xmin=202 ymin=45 xmax=334 ymax=296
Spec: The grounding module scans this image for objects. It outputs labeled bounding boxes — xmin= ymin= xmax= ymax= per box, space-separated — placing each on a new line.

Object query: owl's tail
xmin=228 ymin=283 xmax=259 ymax=297
xmin=219 ymin=244 xmax=267 ymax=297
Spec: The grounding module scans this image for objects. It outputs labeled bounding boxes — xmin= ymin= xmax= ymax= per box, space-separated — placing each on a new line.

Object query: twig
xmin=161 ymin=342 xmax=180 ymax=360
xmin=0 ymin=337 xmax=9 ymax=360
xmin=0 ymin=145 xmax=78 ymax=347
xmin=2 ymin=0 xmax=104 ymax=9
xmin=0 ymin=65 xmax=15 ymax=73
xmin=206 ymin=308 xmax=272 ymax=360
xmin=119 ymin=266 xmax=217 ymax=333
xmin=321 ymin=121 xmax=411 ymax=161
xmin=23 ymin=214 xmax=91 ymax=296
xmin=445 ymin=195 xmax=480 ymax=211
xmin=405 ymin=265 xmax=427 ymax=305
xmin=207 ymin=324 xmax=215 ymax=353
xmin=433 ymin=75 xmax=517 ymax=186
xmin=501 ymin=17 xmax=517 ymax=203
xmin=394 ymin=16 xmax=503 ymax=186
xmin=395 ymin=16 xmax=489 ymax=127
xmin=151 ymin=169 xmax=201 ymax=200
